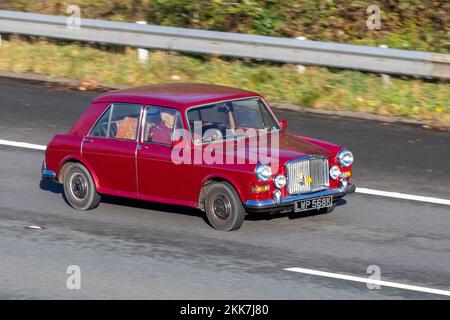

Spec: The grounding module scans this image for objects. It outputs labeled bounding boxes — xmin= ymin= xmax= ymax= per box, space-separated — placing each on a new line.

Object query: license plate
xmin=294 ymin=195 xmax=333 ymax=212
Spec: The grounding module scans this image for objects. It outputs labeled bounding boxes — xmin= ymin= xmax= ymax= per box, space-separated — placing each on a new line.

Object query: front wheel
xmin=204 ymin=182 xmax=245 ymax=231
xmin=63 ymin=163 xmax=101 ymax=210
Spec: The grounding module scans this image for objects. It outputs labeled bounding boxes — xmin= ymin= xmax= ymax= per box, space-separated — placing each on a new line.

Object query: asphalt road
xmin=0 ymin=77 xmax=449 ymax=299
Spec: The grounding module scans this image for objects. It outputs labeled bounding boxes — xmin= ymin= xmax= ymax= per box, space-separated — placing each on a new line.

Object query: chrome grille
xmin=286 ymin=156 xmax=329 ymax=194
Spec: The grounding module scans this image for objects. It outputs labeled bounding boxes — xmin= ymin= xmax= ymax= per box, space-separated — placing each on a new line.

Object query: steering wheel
xmin=202 ymin=128 xmax=223 ymax=142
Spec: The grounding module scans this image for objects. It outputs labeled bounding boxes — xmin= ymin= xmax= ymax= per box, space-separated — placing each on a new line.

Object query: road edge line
xmin=0 ymin=139 xmax=46 ymax=151
xmin=284 ymin=267 xmax=450 ymax=297
xmin=356 ymin=187 xmax=450 ymax=206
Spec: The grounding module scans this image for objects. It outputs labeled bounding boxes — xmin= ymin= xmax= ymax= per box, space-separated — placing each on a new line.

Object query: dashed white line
xmin=356 ymin=187 xmax=450 ymax=206
xmin=0 ymin=139 xmax=46 ymax=151
xmin=0 ymin=138 xmax=449 ymax=206
xmin=284 ymin=267 xmax=450 ymax=297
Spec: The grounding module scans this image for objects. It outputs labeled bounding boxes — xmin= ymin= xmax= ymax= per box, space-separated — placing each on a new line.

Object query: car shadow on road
xmin=39 ymin=178 xmax=63 ymax=194
xmin=101 ymin=194 xmax=207 ymax=219
xmin=39 ymin=178 xmax=208 ymax=222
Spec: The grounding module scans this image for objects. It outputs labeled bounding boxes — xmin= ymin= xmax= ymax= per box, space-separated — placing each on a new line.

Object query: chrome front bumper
xmin=245 ymin=182 xmax=356 ymax=210
xmin=41 ymin=161 xmax=56 ymax=179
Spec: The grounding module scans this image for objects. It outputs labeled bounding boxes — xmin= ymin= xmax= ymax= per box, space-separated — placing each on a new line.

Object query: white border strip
xmin=1 ymin=138 xmax=450 ymax=206
xmin=285 ymin=267 xmax=450 ymax=297
xmin=356 ymin=187 xmax=450 ymax=206
xmin=0 ymin=139 xmax=46 ymax=150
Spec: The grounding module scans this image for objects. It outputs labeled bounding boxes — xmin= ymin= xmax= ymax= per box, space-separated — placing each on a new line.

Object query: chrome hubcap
xmin=70 ymin=173 xmax=88 ymax=200
xmin=212 ymin=194 xmax=231 ymax=220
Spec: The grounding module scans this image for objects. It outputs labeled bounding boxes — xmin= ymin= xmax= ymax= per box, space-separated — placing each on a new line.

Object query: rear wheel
xmin=63 ymin=163 xmax=101 ymax=210
xmin=204 ymin=182 xmax=245 ymax=231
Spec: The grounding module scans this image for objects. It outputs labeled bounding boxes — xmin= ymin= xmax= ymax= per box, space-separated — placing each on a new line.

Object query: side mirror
xmin=280 ymin=119 xmax=288 ymax=131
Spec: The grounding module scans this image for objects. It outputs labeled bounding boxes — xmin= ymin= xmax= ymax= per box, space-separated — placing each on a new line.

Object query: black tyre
xmin=63 ymin=163 xmax=101 ymax=210
xmin=204 ymin=182 xmax=245 ymax=231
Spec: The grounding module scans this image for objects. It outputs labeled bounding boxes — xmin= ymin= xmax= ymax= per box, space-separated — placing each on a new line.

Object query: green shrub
xmin=5 ymin=0 xmax=448 ymax=53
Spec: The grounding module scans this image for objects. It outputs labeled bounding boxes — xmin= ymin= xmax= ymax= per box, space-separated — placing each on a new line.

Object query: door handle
xmin=137 ymin=144 xmax=149 ymax=150
xmin=83 ymin=138 xmax=94 ymax=143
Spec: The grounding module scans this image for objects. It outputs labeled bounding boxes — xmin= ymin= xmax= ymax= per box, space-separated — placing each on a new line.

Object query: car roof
xmin=93 ymin=83 xmax=262 ymax=111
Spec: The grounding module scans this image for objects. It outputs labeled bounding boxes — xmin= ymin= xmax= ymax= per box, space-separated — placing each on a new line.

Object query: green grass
xmin=1 ymin=38 xmax=449 ymax=127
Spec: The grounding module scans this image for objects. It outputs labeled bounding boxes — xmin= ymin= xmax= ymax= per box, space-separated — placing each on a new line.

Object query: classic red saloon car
xmin=42 ymin=83 xmax=355 ymax=231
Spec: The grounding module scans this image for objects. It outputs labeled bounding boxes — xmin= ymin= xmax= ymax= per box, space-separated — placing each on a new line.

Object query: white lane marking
xmin=1 ymin=138 xmax=450 ymax=206
xmin=285 ymin=267 xmax=450 ymax=297
xmin=0 ymin=139 xmax=46 ymax=150
xmin=356 ymin=187 xmax=450 ymax=206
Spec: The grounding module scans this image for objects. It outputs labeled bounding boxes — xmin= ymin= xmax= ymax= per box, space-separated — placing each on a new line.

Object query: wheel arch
xmin=197 ymin=174 xmax=244 ymax=211
xmin=58 ymin=155 xmax=100 ymax=190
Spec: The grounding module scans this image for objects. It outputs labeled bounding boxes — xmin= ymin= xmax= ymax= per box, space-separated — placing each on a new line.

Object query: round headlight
xmin=255 ymin=163 xmax=272 ymax=182
xmin=329 ymin=165 xmax=341 ymax=180
xmin=273 ymin=175 xmax=286 ymax=189
xmin=338 ymin=149 xmax=354 ymax=167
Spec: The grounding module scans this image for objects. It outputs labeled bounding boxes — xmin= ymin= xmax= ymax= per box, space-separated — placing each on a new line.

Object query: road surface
xmin=0 ymin=77 xmax=449 ymax=299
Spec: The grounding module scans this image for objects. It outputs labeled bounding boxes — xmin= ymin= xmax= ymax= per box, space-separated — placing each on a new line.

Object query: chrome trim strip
xmin=135 ymin=106 xmax=145 ymax=194
xmin=339 ymin=178 xmax=348 ymax=193
xmin=41 ymin=161 xmax=56 ymax=179
xmin=273 ymin=189 xmax=281 ymax=205
xmin=80 ymin=134 xmax=84 ymax=158
xmin=245 ymin=198 xmax=277 ymax=208
xmin=42 ymin=169 xmax=56 ymax=179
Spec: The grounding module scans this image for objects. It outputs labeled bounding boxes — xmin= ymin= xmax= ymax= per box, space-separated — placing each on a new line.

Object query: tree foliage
xmin=5 ymin=0 xmax=448 ymax=52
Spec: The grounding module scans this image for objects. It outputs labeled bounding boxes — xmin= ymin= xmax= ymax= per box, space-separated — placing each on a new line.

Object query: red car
xmin=42 ymin=83 xmax=355 ymax=231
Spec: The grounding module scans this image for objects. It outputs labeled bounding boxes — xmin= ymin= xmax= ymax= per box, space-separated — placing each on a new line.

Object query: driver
xmin=148 ymin=110 xmax=175 ymax=145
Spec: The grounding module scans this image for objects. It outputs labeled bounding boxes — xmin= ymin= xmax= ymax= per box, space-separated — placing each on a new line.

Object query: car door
xmin=137 ymin=105 xmax=195 ymax=203
xmin=82 ymin=103 xmax=142 ymax=195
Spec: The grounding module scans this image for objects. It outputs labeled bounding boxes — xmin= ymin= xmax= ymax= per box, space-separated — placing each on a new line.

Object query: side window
xmin=143 ymin=106 xmax=180 ymax=145
xmin=89 ymin=107 xmax=111 ymax=138
xmin=187 ymin=103 xmax=230 ymax=133
xmin=258 ymin=100 xmax=278 ymax=129
xmin=89 ymin=103 xmax=141 ymax=140
xmin=232 ymin=100 xmax=265 ymax=129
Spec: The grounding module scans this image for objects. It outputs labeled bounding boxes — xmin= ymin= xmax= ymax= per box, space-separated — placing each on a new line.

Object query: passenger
xmin=148 ymin=110 xmax=175 ymax=145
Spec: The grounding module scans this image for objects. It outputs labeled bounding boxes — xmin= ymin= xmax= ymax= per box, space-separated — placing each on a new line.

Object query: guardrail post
xmin=136 ymin=21 xmax=149 ymax=63
xmin=296 ymin=37 xmax=307 ymax=74
xmin=379 ymin=45 xmax=391 ymax=88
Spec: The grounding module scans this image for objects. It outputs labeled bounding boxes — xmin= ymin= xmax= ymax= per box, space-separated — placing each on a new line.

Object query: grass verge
xmin=0 ymin=38 xmax=448 ymax=127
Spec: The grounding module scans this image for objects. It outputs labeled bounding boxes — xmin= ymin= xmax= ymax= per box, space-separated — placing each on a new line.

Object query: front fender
xmin=200 ymin=172 xmax=246 ymax=203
